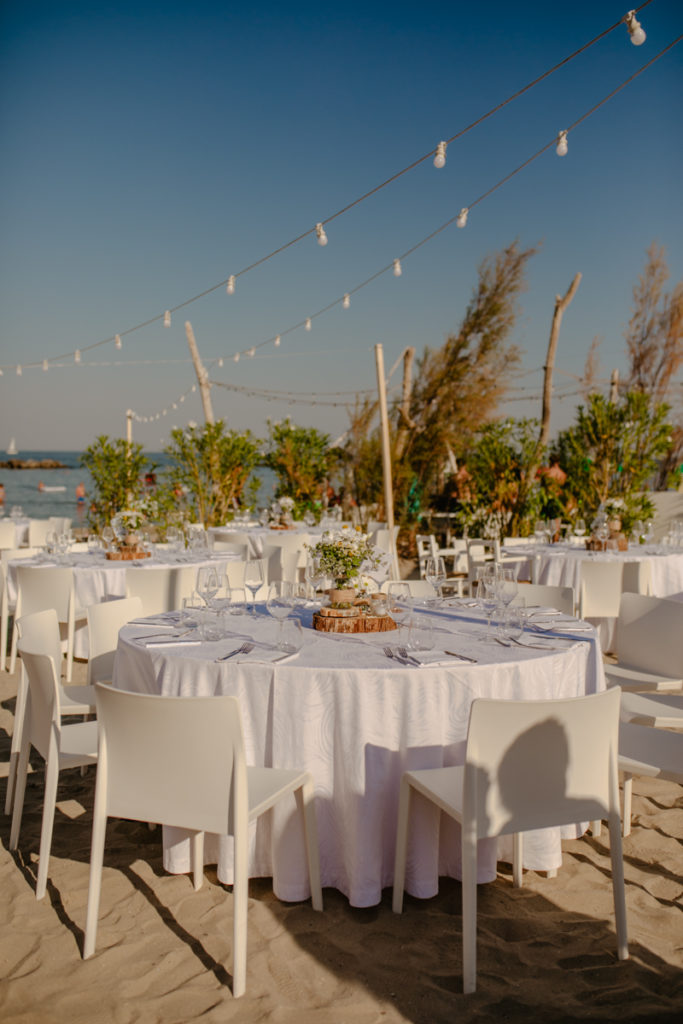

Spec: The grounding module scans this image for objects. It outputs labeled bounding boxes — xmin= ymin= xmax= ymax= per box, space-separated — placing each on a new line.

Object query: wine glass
xmin=387 ymin=581 xmax=411 ymax=645
xmin=166 ymin=525 xmax=181 ymax=553
xmin=305 ymin=554 xmax=324 ymax=603
xmin=479 ymin=576 xmax=499 ymax=638
xmin=424 ymin=556 xmax=447 ymax=602
xmin=267 ymin=581 xmax=295 ymax=648
xmin=244 ymin=559 xmax=264 ymax=616
xmin=196 ymin=566 xmax=220 ymax=608
xmin=101 ymin=525 xmax=114 ymax=552
xmin=574 ymin=518 xmax=586 ymax=538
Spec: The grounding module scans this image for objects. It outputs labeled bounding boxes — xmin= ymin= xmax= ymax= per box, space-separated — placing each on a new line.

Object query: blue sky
xmin=0 ymin=0 xmax=681 ymax=451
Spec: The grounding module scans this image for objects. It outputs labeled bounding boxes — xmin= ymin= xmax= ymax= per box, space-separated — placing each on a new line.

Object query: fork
xmin=383 ymin=645 xmax=409 ymax=665
xmin=216 ymin=641 xmax=255 ymax=662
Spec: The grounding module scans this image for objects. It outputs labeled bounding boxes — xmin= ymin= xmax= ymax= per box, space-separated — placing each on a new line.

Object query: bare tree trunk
xmin=395 ymin=347 xmax=416 ymax=460
xmin=539 ymin=273 xmax=582 ymax=449
xmin=185 ymin=321 xmax=215 ymax=424
xmin=609 ymin=368 xmax=619 ymax=403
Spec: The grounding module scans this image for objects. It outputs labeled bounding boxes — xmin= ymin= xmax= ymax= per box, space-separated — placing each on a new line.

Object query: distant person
xmin=0 ymin=482 xmax=5 ymax=506
xmin=38 ymin=481 xmax=45 ymax=492
xmin=76 ymin=481 xmax=86 ymax=504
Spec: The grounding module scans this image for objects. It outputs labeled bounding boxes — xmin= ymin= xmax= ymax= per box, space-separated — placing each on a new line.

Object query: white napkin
xmin=142 ymin=639 xmax=201 ymax=648
xmin=407 ymin=650 xmax=464 ymax=667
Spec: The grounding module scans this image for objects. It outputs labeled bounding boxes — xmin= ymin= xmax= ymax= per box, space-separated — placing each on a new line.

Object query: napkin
xmin=142 ymin=638 xmax=201 ymax=648
xmin=407 ymin=650 xmax=469 ymax=667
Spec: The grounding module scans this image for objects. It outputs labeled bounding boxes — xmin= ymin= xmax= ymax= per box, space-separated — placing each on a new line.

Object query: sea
xmin=0 ymin=450 xmax=276 ymax=523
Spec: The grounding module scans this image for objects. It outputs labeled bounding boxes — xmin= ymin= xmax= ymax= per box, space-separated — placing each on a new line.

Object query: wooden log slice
xmin=105 ymin=550 xmax=152 ymax=560
xmin=313 ymin=612 xmax=397 ymax=633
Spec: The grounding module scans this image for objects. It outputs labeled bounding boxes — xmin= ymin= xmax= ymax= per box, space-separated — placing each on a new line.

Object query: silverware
xmin=216 ymin=641 xmax=255 ymax=662
xmin=133 ymin=628 xmax=193 ymax=642
xmin=444 ymin=649 xmax=478 ymax=663
xmin=397 ymin=647 xmax=420 ymax=665
xmin=383 ymin=645 xmax=409 ymax=665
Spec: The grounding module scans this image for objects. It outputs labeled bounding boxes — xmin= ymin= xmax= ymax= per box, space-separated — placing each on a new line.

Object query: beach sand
xmin=1 ymin=660 xmax=681 ymax=1024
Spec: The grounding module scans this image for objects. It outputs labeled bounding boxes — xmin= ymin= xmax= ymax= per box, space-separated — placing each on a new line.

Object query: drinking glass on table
xmin=267 ymin=581 xmax=295 ymax=648
xmin=479 ymin=576 xmax=499 ymax=638
xmin=244 ymin=559 xmax=264 ymax=616
xmin=305 ymin=554 xmax=324 ymax=603
xmin=196 ymin=566 xmax=220 ymax=608
xmin=574 ymin=518 xmax=586 ymax=538
xmin=424 ymin=556 xmax=447 ymax=603
xmin=101 ymin=525 xmax=114 ymax=552
xmin=387 ymin=581 xmax=412 ymax=645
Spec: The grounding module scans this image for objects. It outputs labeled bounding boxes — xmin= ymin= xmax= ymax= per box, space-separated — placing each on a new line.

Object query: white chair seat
xmin=619 ymin=692 xmax=683 ymax=728
xmin=61 ymin=684 xmax=98 ymax=714
xmin=619 ymin=721 xmax=683 ymax=781
xmin=247 ymin=765 xmax=314 ymax=818
xmin=605 ymin=664 xmax=682 ymax=692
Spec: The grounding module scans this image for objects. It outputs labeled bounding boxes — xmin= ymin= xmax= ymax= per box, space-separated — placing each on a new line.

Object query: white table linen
xmin=113 ymin=600 xmax=604 ymax=907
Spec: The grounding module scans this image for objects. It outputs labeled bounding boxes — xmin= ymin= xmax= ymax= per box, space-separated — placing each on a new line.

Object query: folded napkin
xmin=233 ymin=648 xmax=300 ymax=664
xmin=142 ymin=638 xmax=201 ymax=648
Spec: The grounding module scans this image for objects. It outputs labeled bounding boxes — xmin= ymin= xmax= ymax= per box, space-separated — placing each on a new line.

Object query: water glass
xmin=196 ymin=566 xmax=220 ymax=608
xmin=266 ymin=581 xmax=294 ymax=646
xmin=279 ymin=617 xmax=304 ymax=654
xmin=244 ymin=559 xmax=264 ymax=616
xmin=424 ymin=556 xmax=446 ymax=601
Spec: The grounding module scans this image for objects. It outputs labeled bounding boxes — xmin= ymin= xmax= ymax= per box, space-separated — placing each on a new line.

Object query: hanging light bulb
xmin=274 ymin=335 xmax=281 ymax=347
xmin=248 ymin=347 xmax=255 ymax=357
xmin=234 ymin=352 xmax=240 ymax=362
xmin=393 ymin=258 xmax=402 ymax=277
xmin=16 ymin=365 xmax=22 ymax=376
xmin=556 ymin=129 xmax=569 ymax=156
xmin=226 ymin=275 xmax=236 ymax=295
xmin=42 ymin=359 xmax=49 ymax=371
xmin=315 ymin=222 xmax=328 ymax=246
xmin=115 ymin=334 xmax=122 ymax=349
xmin=305 ymin=317 xmax=312 ymax=331
xmin=218 ymin=357 xmax=224 ymax=368
xmin=172 ymin=402 xmax=178 ymax=410
xmin=456 ymin=207 xmax=468 ymax=228
xmin=191 ymin=384 xmax=197 ymax=392
xmin=163 ymin=310 xmax=171 ymax=327
xmin=342 ymin=293 xmax=350 ymax=309
xmin=180 ymin=395 xmax=185 ymax=402
xmin=625 ymin=10 xmax=646 ymax=45
xmin=74 ymin=349 xmax=81 ymax=363
xmin=433 ymin=141 xmax=447 ymax=169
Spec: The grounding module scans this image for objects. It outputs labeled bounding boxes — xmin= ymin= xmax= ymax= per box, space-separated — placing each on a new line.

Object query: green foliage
xmin=549 ymin=391 xmax=673 ymax=532
xmin=163 ymin=421 xmax=260 ymax=527
xmin=80 ymin=436 xmax=149 ymax=529
xmin=263 ymin=419 xmax=340 ymax=514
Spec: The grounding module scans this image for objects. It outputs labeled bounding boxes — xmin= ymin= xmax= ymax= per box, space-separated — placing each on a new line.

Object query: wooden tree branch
xmin=539 ymin=272 xmax=582 ymax=449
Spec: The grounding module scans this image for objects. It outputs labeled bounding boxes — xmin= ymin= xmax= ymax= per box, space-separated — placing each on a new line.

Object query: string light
xmin=556 ymin=129 xmax=569 ymax=156
xmin=115 ymin=334 xmax=122 ymax=349
xmin=218 ymin=357 xmax=223 ymax=367
xmin=163 ymin=310 xmax=171 ymax=327
xmin=343 ymin=293 xmax=351 ymax=309
xmin=74 ymin=349 xmax=81 ymax=363
xmin=274 ymin=335 xmax=281 ymax=347
xmin=433 ymin=141 xmax=447 ymax=169
xmin=42 ymin=359 xmax=49 ymax=371
xmin=16 ymin=365 xmax=22 ymax=376
xmin=456 ymin=207 xmax=468 ymax=228
xmin=315 ymin=222 xmax=328 ymax=246
xmin=625 ymin=10 xmax=646 ymax=46
xmin=234 ymin=352 xmax=240 ymax=362
xmin=226 ymin=275 xmax=236 ymax=295
xmin=305 ymin=317 xmax=312 ymax=331
xmin=247 ymin=348 xmax=255 ymax=357
xmin=393 ymin=259 xmax=402 ymax=277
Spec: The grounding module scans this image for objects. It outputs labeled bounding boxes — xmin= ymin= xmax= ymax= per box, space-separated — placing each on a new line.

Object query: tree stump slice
xmin=105 ymin=550 xmax=152 ymax=561
xmin=313 ymin=610 xmax=397 ymax=633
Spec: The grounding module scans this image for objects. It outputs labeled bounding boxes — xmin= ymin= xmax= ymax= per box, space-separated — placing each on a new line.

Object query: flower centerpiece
xmin=108 ymin=499 xmax=155 ymax=558
xmin=307 ymin=527 xmax=381 ymax=604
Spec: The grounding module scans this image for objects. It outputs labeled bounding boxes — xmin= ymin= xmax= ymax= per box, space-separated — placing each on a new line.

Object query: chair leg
xmin=461 ymin=827 xmax=478 ymax=995
xmin=512 ymin=833 xmax=523 ymax=888
xmin=9 ymin=729 xmax=31 ymax=850
xmin=36 ymin=753 xmax=60 ymax=900
xmin=8 ymin=620 xmax=18 ymax=675
xmin=622 ymin=774 xmax=633 ymax=838
xmin=295 ymin=778 xmax=323 ymax=911
xmin=392 ymin=776 xmax=412 ymax=914
xmin=232 ymin=826 xmax=249 ymax=998
xmin=607 ymin=810 xmax=629 ymax=960
xmin=65 ymin=616 xmax=75 ymax=683
xmin=191 ymin=831 xmax=204 ymax=891
xmin=83 ymin=786 xmax=108 ymax=958
xmin=591 ymin=819 xmax=602 ymax=838
xmin=5 ymin=669 xmax=28 ymax=815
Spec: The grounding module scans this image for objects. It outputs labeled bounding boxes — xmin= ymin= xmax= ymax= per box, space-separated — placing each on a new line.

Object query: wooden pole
xmin=539 ymin=272 xmax=582 ymax=449
xmin=610 ymin=368 xmax=619 ymax=403
xmin=126 ymin=409 xmax=133 ymax=449
xmin=375 ymin=343 xmax=400 ymax=578
xmin=185 ymin=321 xmax=215 ymax=425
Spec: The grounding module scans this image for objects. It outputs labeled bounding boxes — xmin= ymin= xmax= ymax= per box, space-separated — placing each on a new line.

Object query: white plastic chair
xmin=5 ymin=608 xmax=97 ymax=816
xmin=27 ymin=519 xmax=52 ymax=548
xmin=606 ymin=593 xmax=683 ymax=692
xmin=211 ymin=541 xmax=249 ymax=558
xmin=578 ymin=560 xmax=624 ymax=620
xmin=1 ymin=547 xmax=39 ymax=672
xmin=393 ymin=689 xmax=628 ymax=994
xmin=618 ymin=721 xmax=683 ymax=836
xmin=0 ymin=520 xmax=17 ymax=548
xmin=262 ymin=545 xmax=300 ymax=584
xmin=9 ymin=565 xmax=86 ymax=681
xmin=125 ymin=565 xmax=197 ymax=616
xmin=380 ymin=579 xmax=437 ymax=599
xmin=9 ymin=649 xmax=98 ymax=899
xmin=619 ymin=692 xmax=683 ymax=728
xmin=621 ymin=560 xmax=652 ymax=596
xmin=212 ymin=530 xmax=252 ymax=550
xmin=86 ymin=596 xmax=144 ymax=686
xmin=510 ymin=582 xmax=575 ymax=616
xmin=83 ymin=686 xmax=323 ymax=996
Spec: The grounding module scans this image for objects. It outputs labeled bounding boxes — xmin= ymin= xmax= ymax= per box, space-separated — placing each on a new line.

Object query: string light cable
xmin=0 ymin=3 xmax=661 ymax=375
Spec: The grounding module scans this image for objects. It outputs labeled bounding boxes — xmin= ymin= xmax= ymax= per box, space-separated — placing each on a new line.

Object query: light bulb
xmin=218 ymin=357 xmax=223 ymax=367
xmin=180 ymin=395 xmax=185 ymax=402
xmin=226 ymin=275 xmax=236 ymax=295
xmin=17 ymin=365 xmax=22 ymax=375
xmin=315 ymin=222 xmax=328 ymax=246
xmin=305 ymin=317 xmax=312 ymax=331
xmin=248 ymin=347 xmax=255 ymax=357
xmin=556 ymin=130 xmax=568 ymax=156
xmin=191 ymin=384 xmax=197 ymax=392
xmin=343 ymin=293 xmax=350 ymax=309
xmin=625 ymin=10 xmax=646 ymax=45
xmin=274 ymin=335 xmax=281 ymax=346
xmin=456 ymin=207 xmax=468 ymax=228
xmin=74 ymin=349 xmax=81 ymax=363
xmin=433 ymin=141 xmax=447 ymax=169
xmin=172 ymin=403 xmax=177 ymax=409
xmin=393 ymin=258 xmax=402 ymax=277
xmin=115 ymin=333 xmax=122 ymax=349
xmin=163 ymin=310 xmax=171 ymax=327
xmin=42 ymin=359 xmax=49 ymax=371
xmin=234 ymin=353 xmax=240 ymax=362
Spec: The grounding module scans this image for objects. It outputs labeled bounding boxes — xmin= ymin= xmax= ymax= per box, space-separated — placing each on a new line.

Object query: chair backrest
xmin=1 ymin=546 xmax=40 ymax=569
xmin=87 ymin=597 xmax=144 ymax=685
xmin=262 ymin=545 xmax=299 ymax=584
xmin=212 ymin=530 xmax=251 ymax=549
xmin=16 ymin=648 xmax=61 ymax=759
xmin=125 ymin=566 xmax=197 ymax=615
xmin=28 ymin=519 xmax=52 ymax=547
xmin=210 ymin=541 xmax=249 ymax=558
xmin=510 ymin=583 xmax=575 ymax=616
xmin=49 ymin=516 xmax=72 ymax=534
xmin=16 ymin=608 xmax=63 ymax=670
xmin=94 ymin=685 xmax=248 ymax=836
xmin=381 ymin=578 xmax=436 ymax=598
xmin=464 ymin=688 xmax=621 ymax=840
xmin=621 ymin=560 xmax=652 ymax=596
xmin=615 ymin=592 xmax=683 ymax=676
xmin=578 ymin=560 xmax=624 ymax=619
xmin=0 ymin=520 xmax=17 ymax=548
xmin=15 ymin=565 xmax=74 ymax=621
xmin=372 ymin=528 xmax=398 ymax=555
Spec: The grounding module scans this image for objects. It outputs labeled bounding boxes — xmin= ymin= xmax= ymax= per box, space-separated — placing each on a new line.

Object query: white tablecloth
xmin=210 ymin=524 xmax=325 ymax=558
xmin=113 ymin=601 xmax=604 ymax=907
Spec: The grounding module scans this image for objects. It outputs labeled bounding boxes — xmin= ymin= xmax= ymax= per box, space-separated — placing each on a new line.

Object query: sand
xmin=1 ymin=660 xmax=681 ymax=1024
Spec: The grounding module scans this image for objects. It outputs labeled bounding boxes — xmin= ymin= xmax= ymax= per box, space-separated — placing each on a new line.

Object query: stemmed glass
xmin=424 ymin=556 xmax=446 ymax=603
xmin=387 ymin=581 xmax=411 ymax=646
xmin=267 ymin=581 xmax=295 ymax=648
xmin=244 ymin=559 xmax=264 ymax=616
xmin=480 ymin=576 xmax=499 ymax=638
xmin=305 ymin=554 xmax=324 ymax=603
xmin=166 ymin=525 xmax=182 ymax=553
xmin=101 ymin=525 xmax=114 ymax=552
xmin=574 ymin=518 xmax=586 ymax=538
xmin=196 ymin=566 xmax=220 ymax=609
xmin=496 ymin=568 xmax=518 ymax=633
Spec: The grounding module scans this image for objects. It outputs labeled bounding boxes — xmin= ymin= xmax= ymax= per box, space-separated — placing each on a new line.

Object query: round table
xmin=113 ymin=600 xmax=604 ymax=907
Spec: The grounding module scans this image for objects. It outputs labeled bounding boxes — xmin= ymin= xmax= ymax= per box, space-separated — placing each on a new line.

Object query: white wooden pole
xmin=126 ymin=409 xmax=133 ymax=449
xmin=185 ymin=321 xmax=215 ymax=425
xmin=375 ymin=344 xmax=400 ymax=579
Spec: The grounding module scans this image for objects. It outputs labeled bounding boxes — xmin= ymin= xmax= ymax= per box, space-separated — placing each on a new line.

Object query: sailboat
xmin=6 ymin=438 xmax=18 ymax=456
